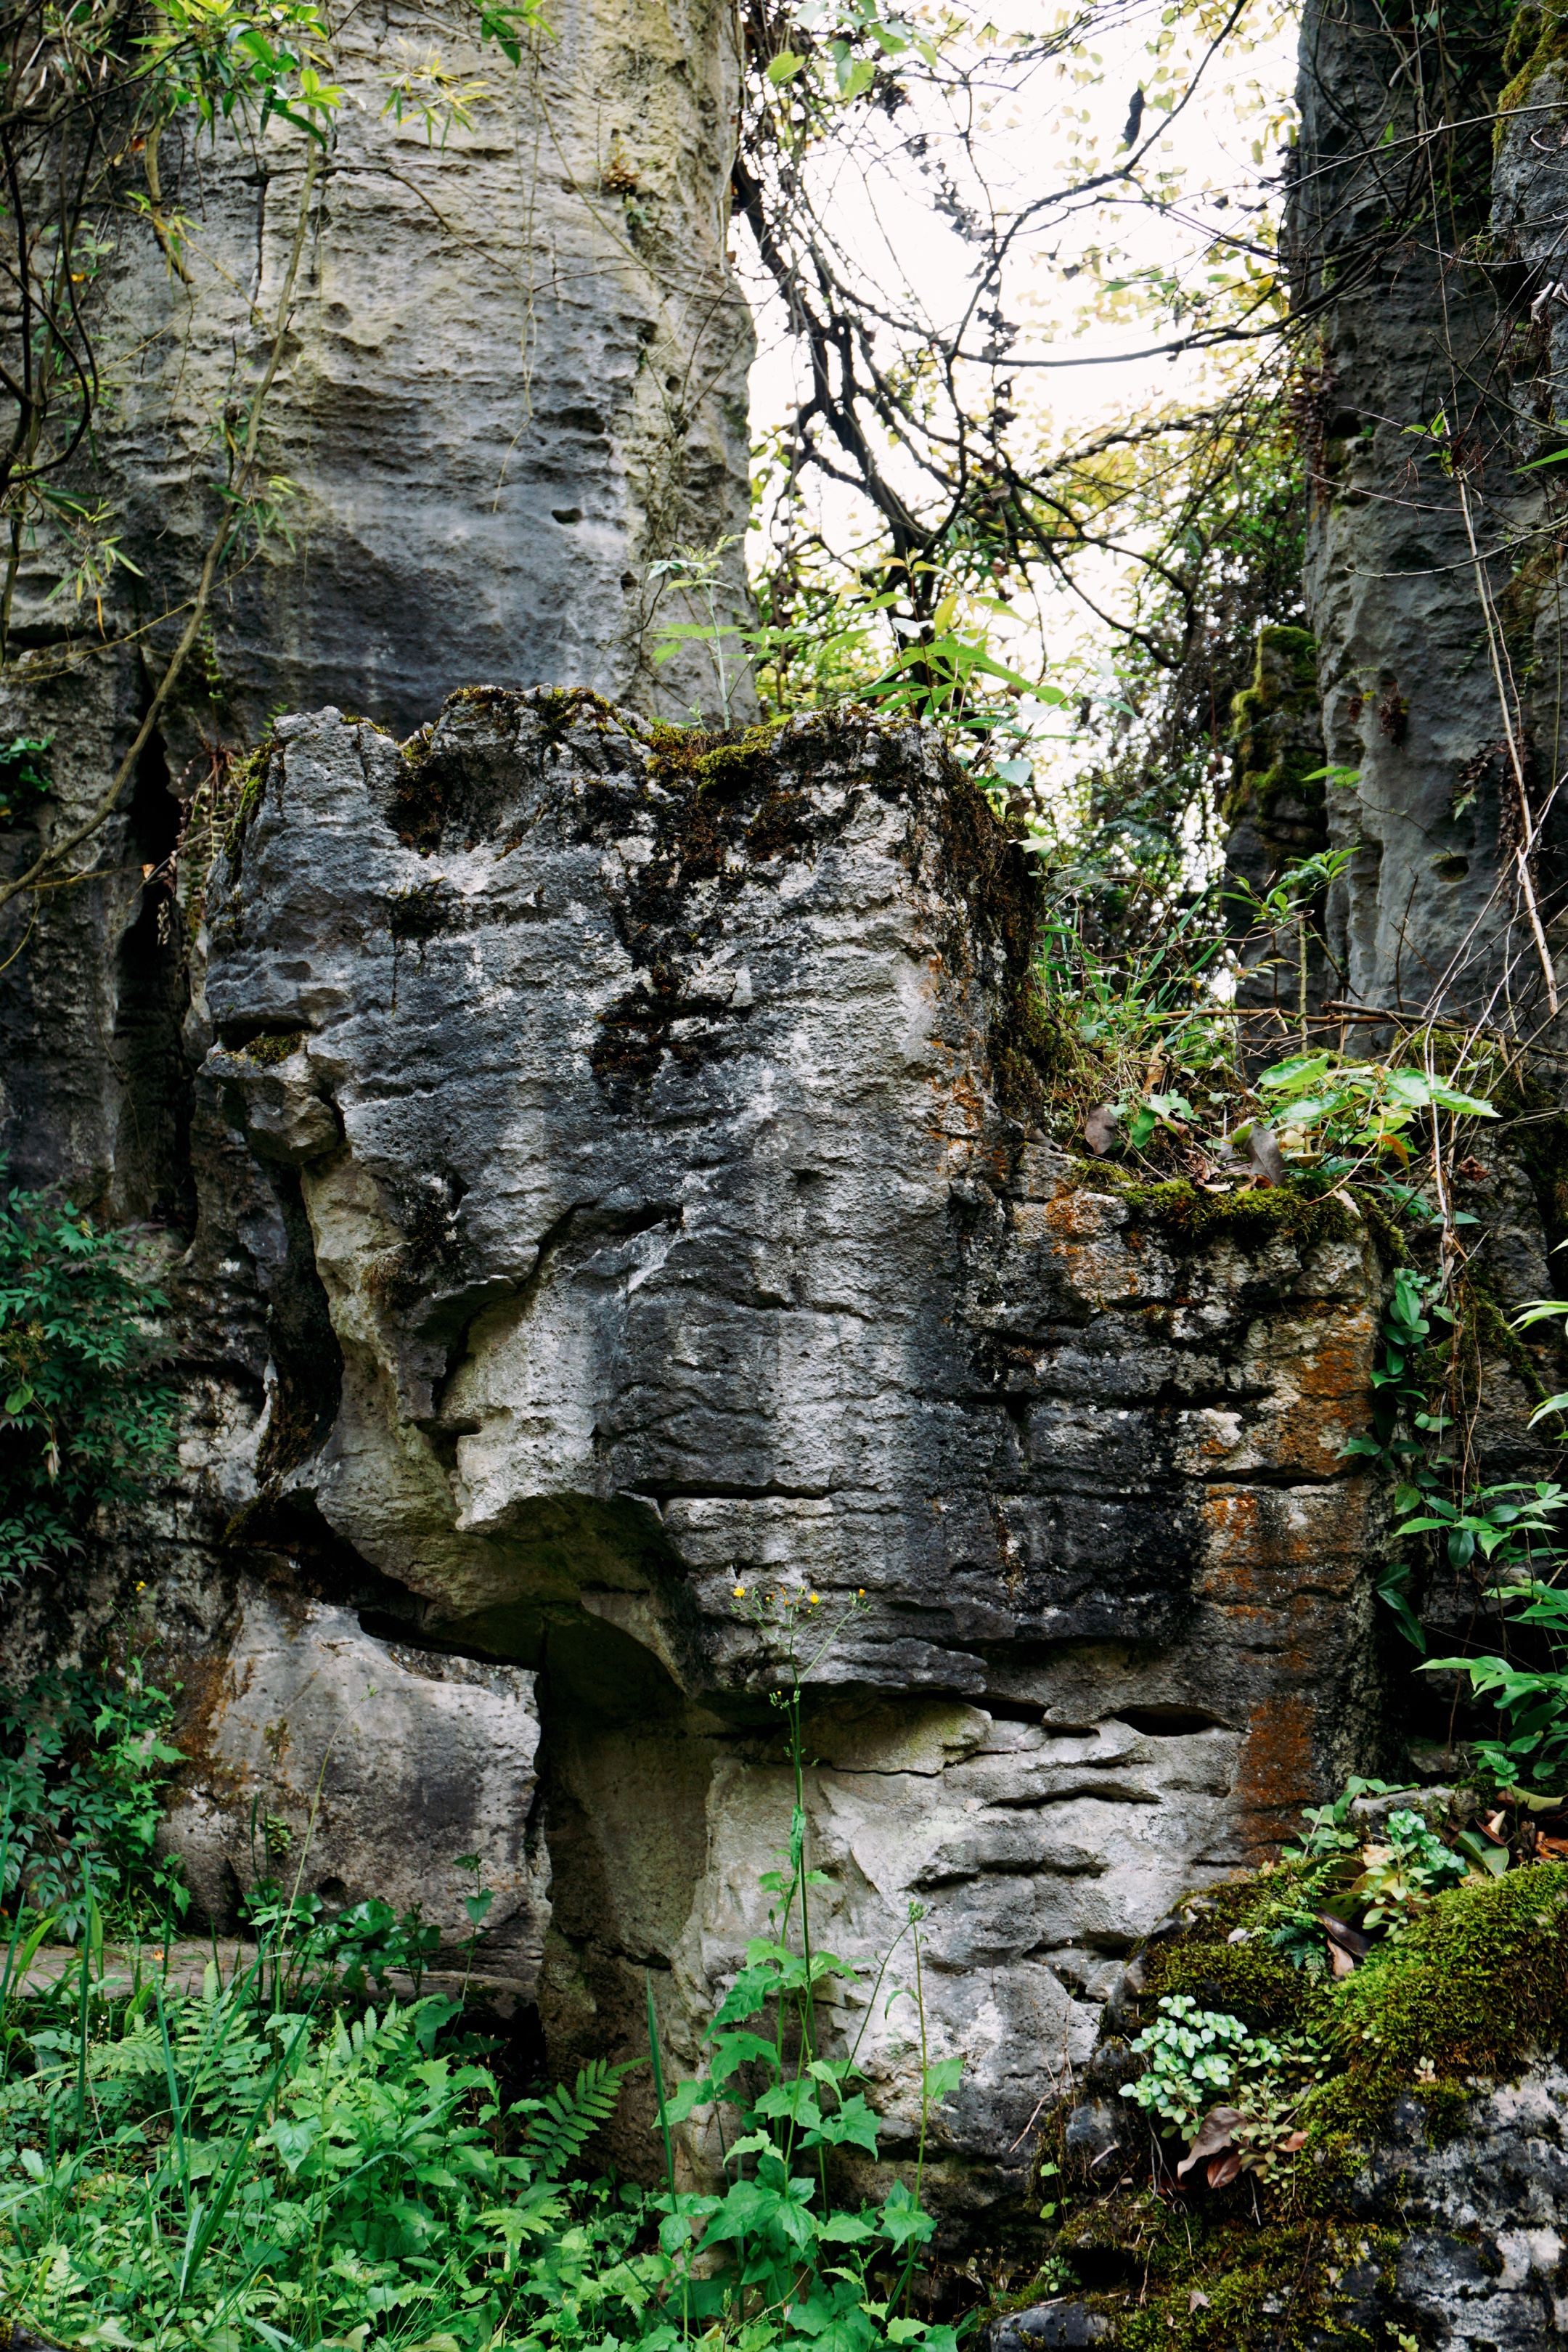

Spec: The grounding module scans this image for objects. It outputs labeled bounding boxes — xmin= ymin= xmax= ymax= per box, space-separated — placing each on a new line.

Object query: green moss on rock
xmin=237 ymin=1028 xmax=305 ymax=1067
xmin=1497 ymin=1 xmax=1568 ymax=143
xmin=1226 ymin=626 xmax=1325 ymax=838
xmin=1000 ymin=1856 xmax=1568 ymax=2346
xmin=1312 ymin=1862 xmax=1568 ymax=2147
xmin=1103 ymin=1175 xmax=1362 ymax=1251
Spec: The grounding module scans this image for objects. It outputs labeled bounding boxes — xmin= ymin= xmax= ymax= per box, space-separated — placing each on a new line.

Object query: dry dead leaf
xmin=1206 ymin=2151 xmax=1244 ymax=2189
xmin=1318 ymin=1914 xmax=1373 ymax=1961
xmin=1084 ymin=1104 xmax=1119 ymax=1156
xmin=1177 ymin=2107 xmax=1243 ymax=2179
xmin=1328 ymin=1940 xmax=1357 ymax=1978
xmin=1188 ymin=2291 xmax=1212 ymax=2313
xmin=1249 ymin=1123 xmax=1286 ymax=1186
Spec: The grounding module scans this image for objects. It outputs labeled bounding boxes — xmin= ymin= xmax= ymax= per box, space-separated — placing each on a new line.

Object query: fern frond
xmin=524 ymin=2056 xmax=640 ymax=2179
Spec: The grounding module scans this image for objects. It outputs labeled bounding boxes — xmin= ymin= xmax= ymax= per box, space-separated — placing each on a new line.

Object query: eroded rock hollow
xmin=131 ymin=691 xmax=1390 ymax=2228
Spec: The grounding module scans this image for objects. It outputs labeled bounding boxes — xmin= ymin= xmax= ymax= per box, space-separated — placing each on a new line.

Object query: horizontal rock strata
xmin=147 ymin=691 xmax=1389 ymax=2230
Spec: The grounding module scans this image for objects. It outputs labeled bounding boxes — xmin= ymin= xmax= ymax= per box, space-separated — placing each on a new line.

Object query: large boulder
xmin=143 ymin=689 xmax=1389 ymax=2229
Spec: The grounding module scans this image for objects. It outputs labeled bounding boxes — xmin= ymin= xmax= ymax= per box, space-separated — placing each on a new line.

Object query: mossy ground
xmin=1000 ymin=1859 xmax=1568 ymax=2347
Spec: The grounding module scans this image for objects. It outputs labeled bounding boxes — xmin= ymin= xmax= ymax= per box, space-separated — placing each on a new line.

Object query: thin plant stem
xmin=0 ymin=142 xmax=322 ymax=920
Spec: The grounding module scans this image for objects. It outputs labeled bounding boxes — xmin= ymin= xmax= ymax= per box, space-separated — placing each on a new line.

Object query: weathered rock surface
xmin=163 ymin=1589 xmax=550 ymax=1980
xmin=126 ymin=688 xmax=1392 ymax=2224
xmin=0 ymin=0 xmax=752 ymax=1208
xmin=1002 ymin=2060 xmax=1568 ymax=2346
xmin=1349 ymin=2068 xmax=1568 ymax=2345
xmin=1278 ymin=0 xmax=1567 ymax=1028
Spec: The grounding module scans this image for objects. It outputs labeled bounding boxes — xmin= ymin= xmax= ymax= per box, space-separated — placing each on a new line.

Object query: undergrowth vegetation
xmin=0 ymin=1604 xmax=967 ymax=2352
xmin=0 ymin=1173 xmax=175 ymax=1593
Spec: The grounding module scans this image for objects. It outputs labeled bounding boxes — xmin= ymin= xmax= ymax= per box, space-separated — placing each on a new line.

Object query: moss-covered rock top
xmin=998 ymin=1812 xmax=1568 ymax=2348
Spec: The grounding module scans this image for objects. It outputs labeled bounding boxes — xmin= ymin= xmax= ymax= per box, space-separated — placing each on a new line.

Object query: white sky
xmin=735 ymin=0 xmax=1300 ymax=732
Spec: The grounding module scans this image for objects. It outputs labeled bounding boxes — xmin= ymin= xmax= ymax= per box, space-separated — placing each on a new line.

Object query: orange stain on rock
xmin=1200 ymin=1482 xmax=1367 ymax=1609
xmin=1236 ymin=1694 xmax=1317 ymax=1853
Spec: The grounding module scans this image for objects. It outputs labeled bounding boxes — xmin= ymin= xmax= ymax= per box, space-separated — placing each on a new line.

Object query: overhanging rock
xmin=170 ymin=691 xmax=1387 ymax=2230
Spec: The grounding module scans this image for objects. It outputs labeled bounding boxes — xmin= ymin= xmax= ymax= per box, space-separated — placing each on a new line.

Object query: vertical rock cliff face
xmin=1285 ymin=0 xmax=1568 ymax=1026
xmin=87 ymin=690 xmax=1392 ymax=2230
xmin=0 ymin=0 xmax=751 ymax=1204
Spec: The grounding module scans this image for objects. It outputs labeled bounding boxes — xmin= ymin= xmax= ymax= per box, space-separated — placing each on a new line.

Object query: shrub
xmin=0 ymin=1659 xmax=187 ymax=1939
xmin=0 ymin=1173 xmax=176 ymax=1590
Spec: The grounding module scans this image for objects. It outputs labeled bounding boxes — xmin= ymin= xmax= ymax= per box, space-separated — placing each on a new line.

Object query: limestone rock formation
xmin=0 ymin=0 xmax=751 ymax=1207
xmin=163 ymin=1590 xmax=550 ymax=1981
xmin=139 ymin=688 xmax=1390 ymax=2225
xmin=1349 ymin=2067 xmax=1568 ymax=2345
xmin=1282 ymin=0 xmax=1568 ymax=1029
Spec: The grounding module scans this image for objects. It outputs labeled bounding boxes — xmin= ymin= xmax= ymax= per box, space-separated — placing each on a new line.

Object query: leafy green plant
xmin=650 ymin=535 xmax=748 ymax=725
xmin=1243 ymin=1051 xmax=1496 ymax=1183
xmin=0 ymin=1173 xmax=176 ymax=1590
xmin=1225 ymin=846 xmax=1356 ymax=1041
xmin=648 ymin=1584 xmax=960 ymax=2351
xmin=1280 ymin=1776 xmax=1403 ymax=1866
xmin=1426 ymin=1572 xmax=1568 ymax=1795
xmin=1349 ymin=1810 xmax=1468 ymax=1932
xmin=0 ymin=1930 xmax=650 ymax=2352
xmin=241 ymin=1879 xmax=443 ymax=1998
xmin=0 ymin=738 xmax=52 ymax=828
xmin=1119 ymin=1994 xmax=1297 ymax=2141
xmin=0 ymin=1660 xmax=187 ymax=1939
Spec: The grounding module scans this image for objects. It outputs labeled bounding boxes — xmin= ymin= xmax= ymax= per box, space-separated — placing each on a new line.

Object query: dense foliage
xmin=0 ymin=1659 xmax=187 ymax=1940
xmin=0 ymin=1175 xmax=176 ymax=1591
xmin=0 ymin=1614 xmax=968 ymax=2352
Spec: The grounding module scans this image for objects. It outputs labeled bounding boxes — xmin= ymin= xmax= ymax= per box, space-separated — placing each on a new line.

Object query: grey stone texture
xmin=1349 ymin=2070 xmax=1568 ymax=2345
xmin=1282 ymin=0 xmax=1568 ymax=1029
xmin=163 ymin=1589 xmax=550 ymax=1980
xmin=0 ymin=0 xmax=752 ymax=1206
xmin=139 ymin=688 xmax=1391 ymax=2222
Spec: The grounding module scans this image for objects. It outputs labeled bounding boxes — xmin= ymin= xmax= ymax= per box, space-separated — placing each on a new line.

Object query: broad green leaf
xmin=923 ymin=2056 xmax=963 ymax=2103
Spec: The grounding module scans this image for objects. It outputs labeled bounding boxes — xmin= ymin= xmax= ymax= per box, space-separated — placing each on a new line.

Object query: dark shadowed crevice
xmin=256 ymin=1167 xmax=343 ymax=1481
xmin=110 ymin=728 xmax=195 ymax=1229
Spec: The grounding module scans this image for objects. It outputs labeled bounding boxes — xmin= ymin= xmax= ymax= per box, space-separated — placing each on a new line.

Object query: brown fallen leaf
xmin=1328 ymin=1940 xmax=1358 ymax=1978
xmin=1318 ymin=1914 xmax=1373 ymax=1960
xmin=1206 ymin=2151 xmax=1244 ymax=2189
xmin=1538 ymin=1833 xmax=1568 ymax=1858
xmin=1283 ymin=2131 xmax=1307 ymax=2152
xmin=1249 ymin=1123 xmax=1286 ymax=1186
xmin=1084 ymin=1103 xmax=1119 ymax=1156
xmin=1177 ymin=2106 xmax=1243 ymax=2179
xmin=1188 ymin=2291 xmax=1212 ymax=2313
